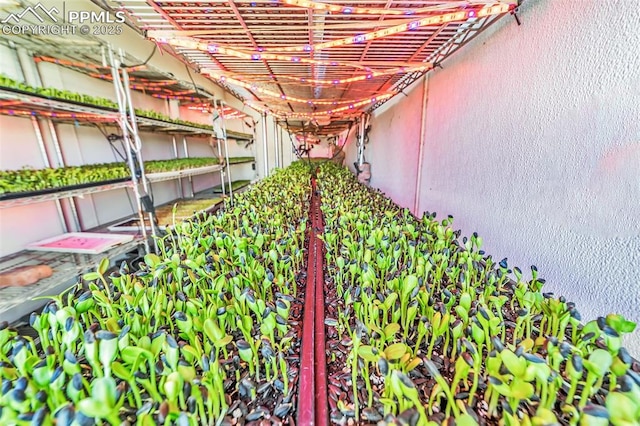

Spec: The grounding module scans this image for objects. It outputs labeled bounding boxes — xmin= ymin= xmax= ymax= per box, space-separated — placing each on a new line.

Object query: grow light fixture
xmin=198 ymin=63 xmax=431 ymax=100
xmin=202 ymin=69 xmax=393 ymax=106
xmin=280 ymin=0 xmax=517 ymax=16
xmin=151 ymin=3 xmax=513 ymax=58
xmin=246 ymin=93 xmax=392 ymax=119
xmin=149 ymin=35 xmax=375 ymax=71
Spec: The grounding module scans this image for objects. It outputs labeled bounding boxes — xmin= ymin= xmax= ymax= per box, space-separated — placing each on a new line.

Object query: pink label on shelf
xmin=38 ymin=236 xmax=114 ymax=250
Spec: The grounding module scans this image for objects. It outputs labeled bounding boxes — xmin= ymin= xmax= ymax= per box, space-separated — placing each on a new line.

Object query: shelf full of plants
xmin=0 ymin=75 xmax=216 ymax=136
xmin=0 ymin=163 xmax=313 ymax=425
xmin=0 ymin=157 xmax=222 ymax=208
xmin=315 ymin=162 xmax=639 ymax=425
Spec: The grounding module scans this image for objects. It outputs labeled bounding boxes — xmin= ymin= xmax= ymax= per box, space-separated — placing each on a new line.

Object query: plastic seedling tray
xmin=107 ymin=218 xmax=154 ymax=232
xmin=108 ymin=198 xmax=222 ymax=232
xmin=26 ymin=232 xmax=134 ymax=254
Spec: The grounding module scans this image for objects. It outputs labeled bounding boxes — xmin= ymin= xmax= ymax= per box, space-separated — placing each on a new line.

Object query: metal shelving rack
xmin=0 ymin=32 xmax=235 ymax=322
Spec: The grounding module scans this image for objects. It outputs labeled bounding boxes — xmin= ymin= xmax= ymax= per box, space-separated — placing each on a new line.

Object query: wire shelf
xmin=0 ymin=238 xmax=143 ymax=323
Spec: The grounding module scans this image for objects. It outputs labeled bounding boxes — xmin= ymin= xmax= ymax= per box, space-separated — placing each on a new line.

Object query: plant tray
xmin=0 ymin=177 xmax=130 ymax=201
xmin=25 ymin=232 xmax=134 ymax=254
xmin=108 ymin=198 xmax=222 ymax=231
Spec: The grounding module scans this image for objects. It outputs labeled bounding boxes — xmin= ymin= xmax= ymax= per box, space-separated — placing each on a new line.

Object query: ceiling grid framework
xmin=113 ymin=0 xmax=518 ymax=134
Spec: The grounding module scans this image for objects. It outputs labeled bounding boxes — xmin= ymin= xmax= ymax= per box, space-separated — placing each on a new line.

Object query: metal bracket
xmin=512 ymin=8 xmax=522 ymax=26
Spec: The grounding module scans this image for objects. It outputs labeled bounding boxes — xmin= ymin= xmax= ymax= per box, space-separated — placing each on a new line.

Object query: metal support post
xmin=120 ymin=50 xmax=159 ymax=250
xmin=19 ymin=48 xmax=71 ymax=234
xmin=213 ymin=101 xmax=226 ymax=198
xmin=219 ymin=101 xmax=234 ymax=203
xmin=357 ymin=115 xmax=366 ymax=168
xmin=213 ymin=99 xmax=226 ymax=197
xmin=172 ymin=136 xmax=184 ymax=199
xmin=108 ymin=47 xmax=150 ymax=253
xmin=182 ymin=136 xmax=194 ymax=197
xmin=279 ymin=126 xmax=285 ymax=167
xmin=273 ymin=118 xmax=280 ymax=169
xmin=47 ymin=120 xmax=82 ymax=232
xmin=414 ymin=74 xmax=429 ymax=215
xmin=30 ymin=116 xmax=68 ymax=233
xmin=261 ymin=112 xmax=269 ymax=177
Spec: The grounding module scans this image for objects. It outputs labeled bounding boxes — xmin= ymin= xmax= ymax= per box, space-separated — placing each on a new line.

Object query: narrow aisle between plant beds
xmin=298 ymin=176 xmax=329 ymax=426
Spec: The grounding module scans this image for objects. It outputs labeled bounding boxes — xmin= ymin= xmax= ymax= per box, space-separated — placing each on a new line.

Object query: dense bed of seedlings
xmin=0 ymin=163 xmax=312 ymax=425
xmin=317 ymin=163 xmax=639 ymax=426
xmin=0 ymin=157 xmax=221 ymax=196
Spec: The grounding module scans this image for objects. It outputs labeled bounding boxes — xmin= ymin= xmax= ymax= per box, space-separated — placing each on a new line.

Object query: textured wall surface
xmin=361 ymin=78 xmax=425 ymax=210
xmin=346 ymin=0 xmax=640 ymax=353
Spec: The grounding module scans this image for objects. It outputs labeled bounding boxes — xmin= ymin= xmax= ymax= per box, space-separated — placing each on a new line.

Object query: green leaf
xmin=510 ymin=378 xmax=534 ymax=400
xmin=182 ymin=345 xmax=201 ymax=363
xmin=384 ymin=342 xmax=408 ymax=361
xmin=606 ymin=392 xmax=638 ymax=423
xmin=204 ymin=318 xmax=224 ymax=342
xmin=144 ymin=253 xmax=161 ymax=268
xmin=383 ymin=323 xmax=400 ymax=339
xmin=402 ymin=275 xmax=418 ymax=296
xmin=83 ymin=272 xmax=101 ymax=281
xmin=214 ymin=334 xmax=233 ymax=348
xmin=97 ymin=258 xmax=110 ymax=276
xmin=111 ymin=362 xmax=131 ymax=381
xmin=358 ymin=345 xmax=379 ymax=363
xmin=459 ymin=292 xmax=472 ymax=312
xmin=456 ymin=414 xmax=480 ymax=426
xmin=79 ymin=398 xmax=112 ymax=418
xmin=501 ymin=350 xmax=526 ymax=377
xmin=586 ymin=349 xmax=613 ymax=377
xmin=91 ymin=377 xmax=117 ymax=408
xmin=405 ymin=357 xmax=422 ymax=372
xmin=255 ymin=234 xmax=264 ymax=249
xmin=606 ymin=314 xmax=637 ymax=334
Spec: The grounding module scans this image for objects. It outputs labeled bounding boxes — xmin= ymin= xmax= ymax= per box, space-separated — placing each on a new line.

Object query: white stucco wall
xmin=346 ymin=0 xmax=640 ymax=354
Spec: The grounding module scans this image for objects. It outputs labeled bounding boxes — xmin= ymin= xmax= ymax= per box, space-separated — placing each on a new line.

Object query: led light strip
xmin=199 ymin=64 xmax=432 ymax=87
xmin=151 ymin=36 xmax=374 ymax=71
xmin=35 ymin=56 xmax=109 ymax=70
xmin=187 ymin=104 xmax=248 ymax=119
xmin=279 ymin=0 xmax=516 ymax=17
xmin=88 ymin=73 xmax=178 ymax=87
xmin=149 ymin=3 xmax=513 ymax=58
xmin=264 ymin=3 xmax=514 ymax=52
xmin=201 ymin=70 xmax=393 ymax=106
xmin=246 ymin=93 xmax=392 ymax=120
xmin=35 ymin=56 xmax=147 ymax=73
xmin=151 ymin=94 xmax=204 ymax=101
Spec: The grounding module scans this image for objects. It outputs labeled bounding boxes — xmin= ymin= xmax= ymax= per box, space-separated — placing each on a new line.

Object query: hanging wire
xmin=122 ymin=43 xmax=157 ymax=69
xmin=184 ymin=64 xmax=201 ymax=97
xmin=284 ymin=119 xmax=305 ymax=161
xmin=95 ymin=125 xmax=138 ymax=220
